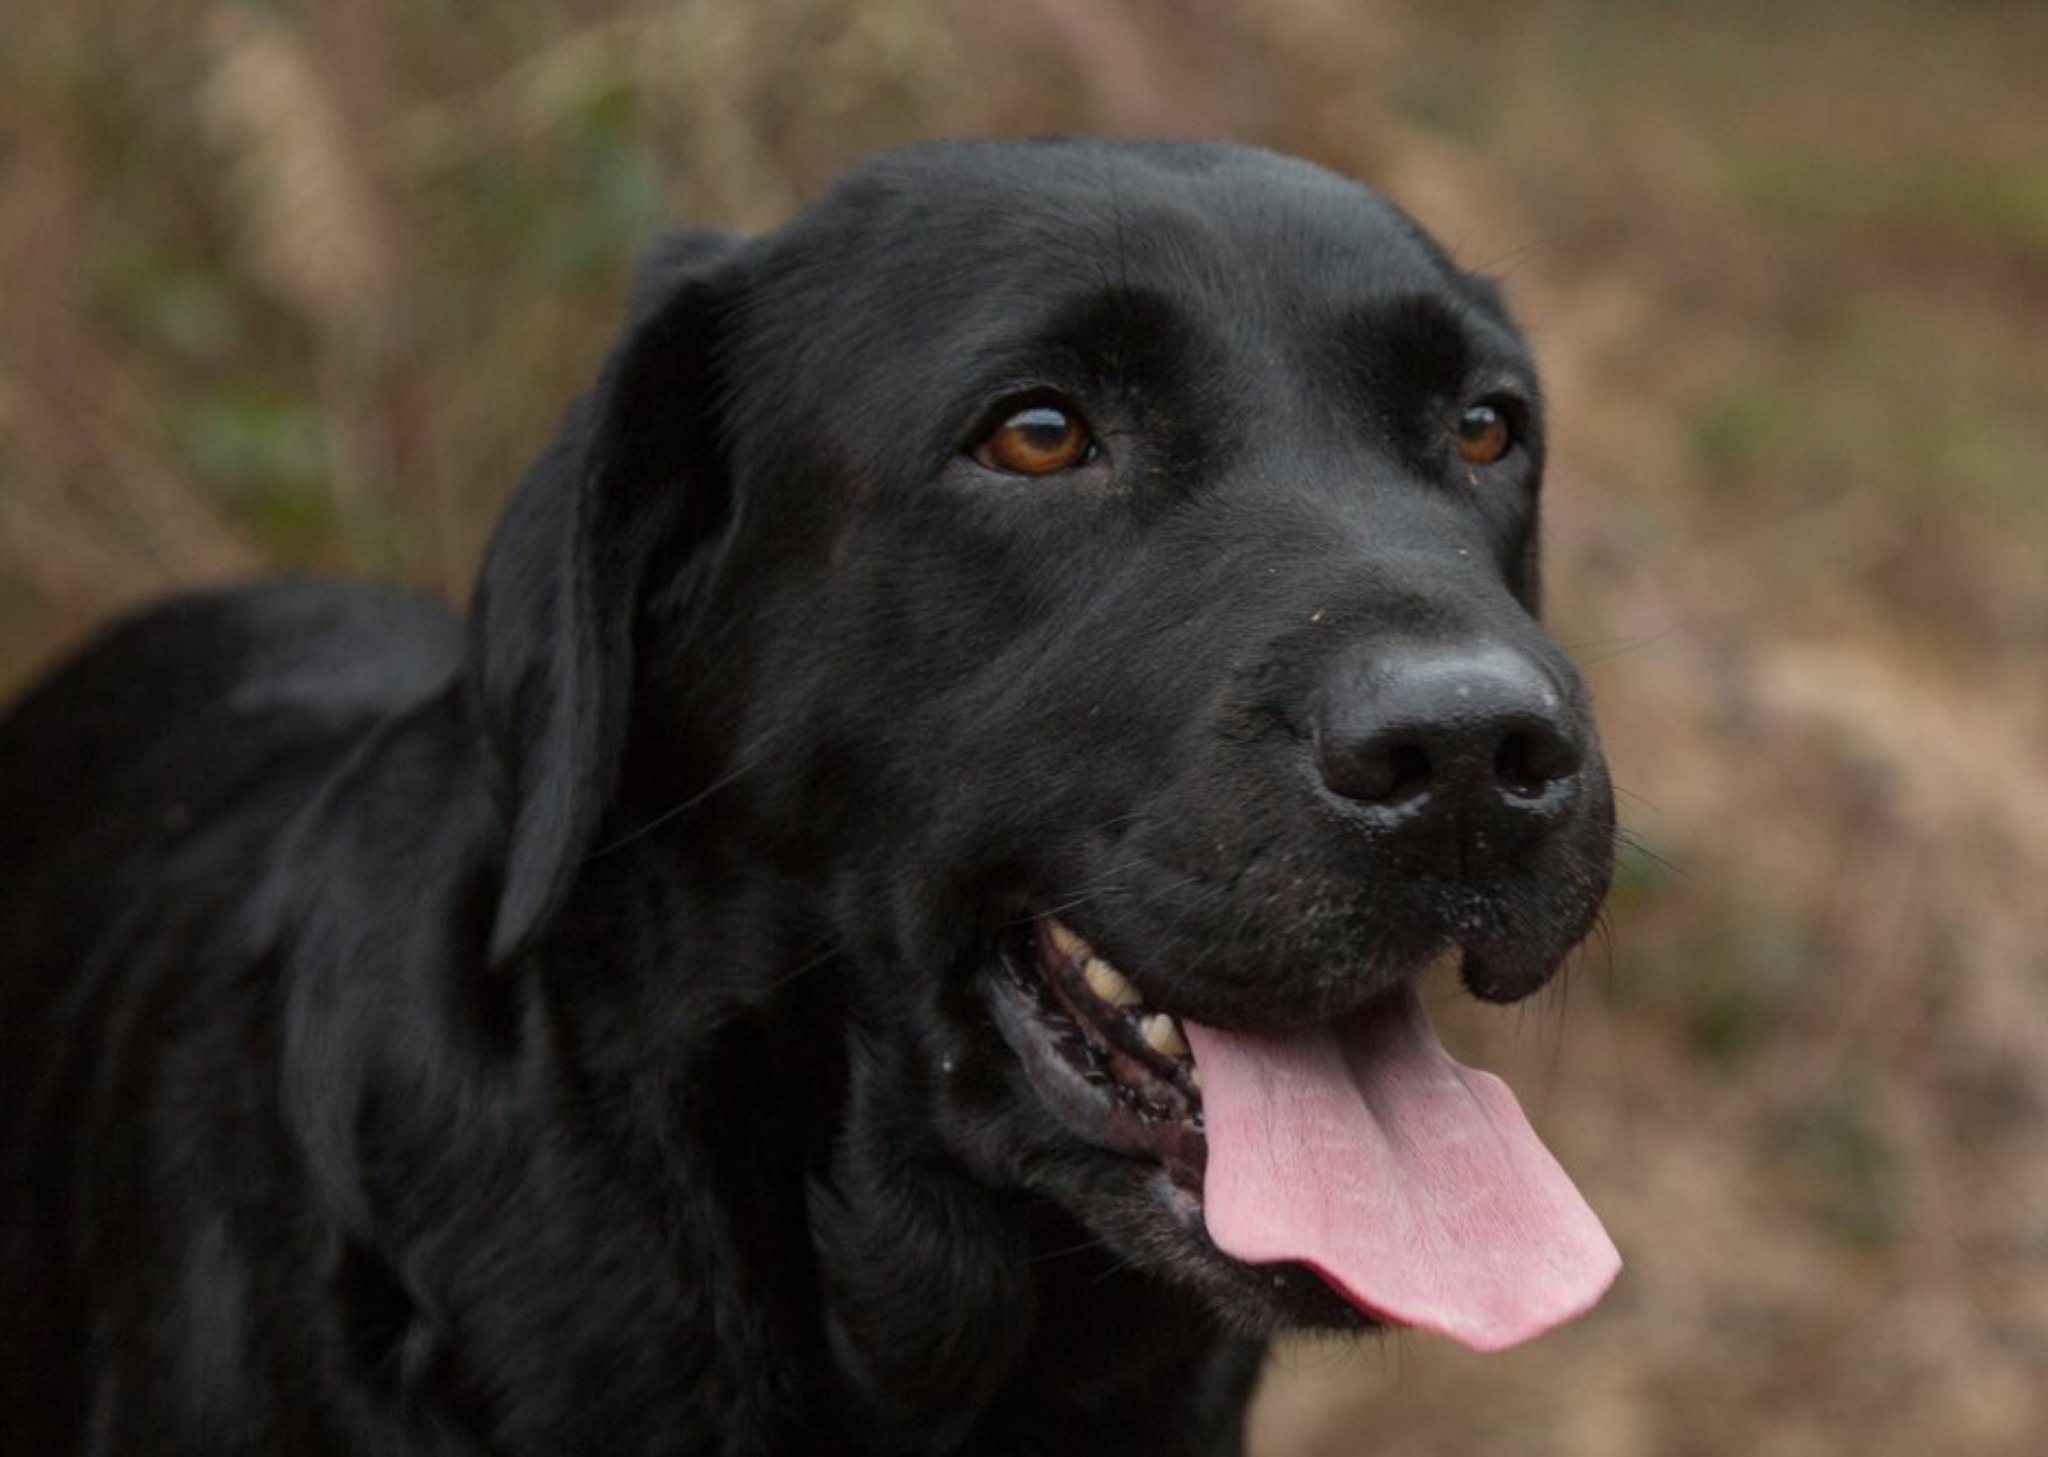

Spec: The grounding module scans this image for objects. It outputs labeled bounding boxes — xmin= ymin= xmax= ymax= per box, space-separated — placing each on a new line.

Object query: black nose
xmin=1315 ymin=644 xmax=1585 ymax=867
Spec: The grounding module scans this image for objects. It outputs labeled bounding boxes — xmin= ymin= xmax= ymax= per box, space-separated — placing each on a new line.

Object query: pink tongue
xmin=1183 ymin=993 xmax=1618 ymax=1352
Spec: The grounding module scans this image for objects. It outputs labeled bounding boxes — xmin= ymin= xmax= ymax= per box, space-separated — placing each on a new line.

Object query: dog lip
xmin=1458 ymin=943 xmax=1568 ymax=1004
xmin=985 ymin=921 xmax=1206 ymax=1188
xmin=987 ymin=971 xmax=1209 ymax=1186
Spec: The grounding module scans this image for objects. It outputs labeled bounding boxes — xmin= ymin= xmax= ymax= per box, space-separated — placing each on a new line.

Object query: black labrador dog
xmin=0 ymin=139 xmax=1618 ymax=1456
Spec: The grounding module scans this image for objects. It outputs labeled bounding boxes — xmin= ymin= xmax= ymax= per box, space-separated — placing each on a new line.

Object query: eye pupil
xmin=974 ymin=401 xmax=1093 ymax=475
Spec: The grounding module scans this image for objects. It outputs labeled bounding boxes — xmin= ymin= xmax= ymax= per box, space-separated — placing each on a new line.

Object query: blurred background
xmin=4 ymin=0 xmax=2046 ymax=1451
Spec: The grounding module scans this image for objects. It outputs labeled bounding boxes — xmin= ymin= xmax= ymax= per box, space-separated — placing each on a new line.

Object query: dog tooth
xmin=1047 ymin=918 xmax=1086 ymax=960
xmin=1141 ymin=1014 xmax=1188 ymax=1058
xmin=1187 ymin=1063 xmax=1202 ymax=1090
xmin=1084 ymin=957 xmax=1143 ymax=1008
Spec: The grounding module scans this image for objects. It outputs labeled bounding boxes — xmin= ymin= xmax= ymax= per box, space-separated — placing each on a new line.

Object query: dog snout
xmin=1313 ymin=642 xmax=1589 ymax=870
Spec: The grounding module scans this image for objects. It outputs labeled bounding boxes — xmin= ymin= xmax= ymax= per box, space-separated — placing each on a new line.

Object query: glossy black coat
xmin=0 ymin=140 xmax=1611 ymax=1456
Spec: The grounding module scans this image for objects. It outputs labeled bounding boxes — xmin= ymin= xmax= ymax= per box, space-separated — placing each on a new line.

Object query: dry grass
xmin=4 ymin=1 xmax=2046 ymax=1451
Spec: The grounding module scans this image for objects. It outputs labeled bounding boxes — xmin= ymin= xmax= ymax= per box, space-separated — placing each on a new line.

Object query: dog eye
xmin=1453 ymin=400 xmax=1518 ymax=467
xmin=973 ymin=403 xmax=1094 ymax=476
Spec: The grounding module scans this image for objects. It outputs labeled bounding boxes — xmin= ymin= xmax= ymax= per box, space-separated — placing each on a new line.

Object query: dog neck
xmin=939 ymin=1216 xmax=1266 ymax=1454
xmin=524 ymin=835 xmax=1266 ymax=1455
xmin=808 ymin=1022 xmax=1263 ymax=1453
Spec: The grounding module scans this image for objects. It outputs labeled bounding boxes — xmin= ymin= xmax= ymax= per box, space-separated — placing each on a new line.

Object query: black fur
xmin=0 ymin=139 xmax=1612 ymax=1456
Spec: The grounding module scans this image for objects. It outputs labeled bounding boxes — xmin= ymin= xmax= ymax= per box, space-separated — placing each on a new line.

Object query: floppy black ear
xmin=470 ymin=229 xmax=745 ymax=966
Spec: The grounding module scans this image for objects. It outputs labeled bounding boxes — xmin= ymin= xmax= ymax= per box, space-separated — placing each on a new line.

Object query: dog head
xmin=473 ymin=139 xmax=1617 ymax=1356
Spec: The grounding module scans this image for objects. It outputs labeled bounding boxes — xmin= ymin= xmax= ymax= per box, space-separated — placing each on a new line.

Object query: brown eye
xmin=973 ymin=403 xmax=1093 ymax=476
xmin=1454 ymin=401 xmax=1516 ymax=466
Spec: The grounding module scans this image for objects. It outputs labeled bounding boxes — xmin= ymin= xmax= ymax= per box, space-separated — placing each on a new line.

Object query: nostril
xmin=1494 ymin=725 xmax=1581 ymax=799
xmin=1375 ymin=741 xmax=1432 ymax=806
xmin=1320 ymin=734 xmax=1432 ymax=807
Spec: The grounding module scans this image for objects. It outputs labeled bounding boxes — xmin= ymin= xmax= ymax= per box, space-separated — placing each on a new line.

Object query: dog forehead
xmin=756 ymin=140 xmax=1463 ymax=323
xmin=722 ymin=141 xmax=1496 ymax=438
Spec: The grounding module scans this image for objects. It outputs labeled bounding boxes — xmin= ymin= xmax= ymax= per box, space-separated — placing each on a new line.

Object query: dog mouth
xmin=989 ymin=919 xmax=1208 ymax=1188
xmin=989 ymin=914 xmax=1622 ymax=1352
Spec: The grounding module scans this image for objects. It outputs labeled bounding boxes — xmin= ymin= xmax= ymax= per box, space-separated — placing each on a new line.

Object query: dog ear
xmin=470 ymin=229 xmax=745 ymax=967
